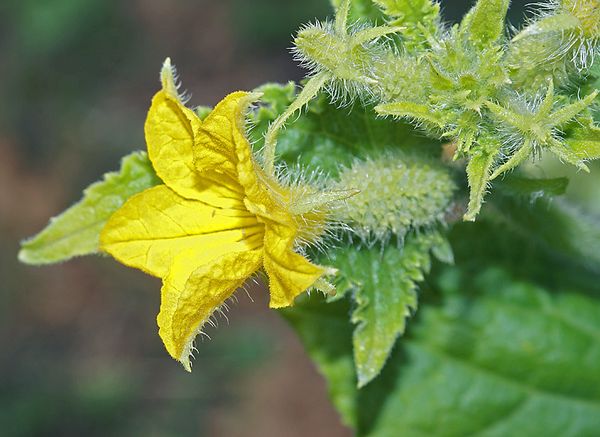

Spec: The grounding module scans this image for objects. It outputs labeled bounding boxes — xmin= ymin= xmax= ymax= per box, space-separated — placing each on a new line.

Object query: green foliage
xmin=486 ymin=191 xmax=600 ymax=273
xmin=563 ymin=115 xmax=600 ymax=159
xmin=372 ymin=0 xmax=439 ymax=50
xmin=267 ymin=4 xmax=600 ymax=429
xmin=288 ymin=0 xmax=600 ymax=220
xmin=19 ymin=152 xmax=160 ymax=264
xmin=281 ymin=297 xmax=357 ymax=428
xmin=464 ymin=150 xmax=495 ymax=221
xmin=329 ymin=231 xmax=452 ymax=387
xmin=508 ymin=0 xmax=600 ymax=89
xmin=283 ymin=266 xmax=600 ymax=436
xmin=486 ymin=82 xmax=597 ymax=178
xmin=462 ymin=0 xmax=509 ymax=49
xmin=250 ymin=82 xmax=438 ymax=175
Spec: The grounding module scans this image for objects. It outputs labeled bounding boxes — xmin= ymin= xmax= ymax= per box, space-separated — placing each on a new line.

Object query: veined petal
xmin=145 ymin=90 xmax=244 ymax=207
xmin=197 ymin=91 xmax=293 ymax=225
xmin=158 ymin=248 xmax=263 ymax=371
xmin=233 ymin=120 xmax=292 ymax=224
xmin=100 ymin=185 xmax=263 ymax=278
xmin=195 ymin=91 xmax=262 ymax=177
xmin=145 ymin=91 xmax=200 ymax=196
xmin=263 ymin=223 xmax=327 ymax=308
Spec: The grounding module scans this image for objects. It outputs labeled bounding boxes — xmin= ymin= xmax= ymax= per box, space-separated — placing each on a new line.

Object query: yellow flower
xmin=100 ymin=59 xmax=336 ymax=371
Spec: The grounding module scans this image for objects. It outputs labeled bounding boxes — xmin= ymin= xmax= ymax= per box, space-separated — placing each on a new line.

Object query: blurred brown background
xmin=0 ymin=1 xmax=529 ymax=435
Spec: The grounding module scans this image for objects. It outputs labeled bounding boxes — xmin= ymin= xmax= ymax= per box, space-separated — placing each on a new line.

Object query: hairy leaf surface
xmin=283 ymin=267 xmax=600 ymax=436
xmin=372 ymin=0 xmax=439 ymax=50
xmin=330 ymin=231 xmax=452 ymax=387
xmin=564 ymin=116 xmax=600 ymax=160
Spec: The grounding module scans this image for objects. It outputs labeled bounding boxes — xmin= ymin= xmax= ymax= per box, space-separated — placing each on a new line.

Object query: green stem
xmin=335 ymin=0 xmax=351 ymax=35
xmin=263 ymin=72 xmax=330 ymax=176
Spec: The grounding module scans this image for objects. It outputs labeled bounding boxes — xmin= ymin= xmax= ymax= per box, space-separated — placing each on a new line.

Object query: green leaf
xmin=250 ymin=83 xmax=438 ymax=175
xmin=19 ymin=151 xmax=161 ymax=265
xmin=372 ymin=0 xmax=440 ymax=50
xmin=464 ymin=150 xmax=495 ymax=221
xmin=281 ymin=296 xmax=358 ymax=428
xmin=331 ymin=231 xmax=452 ymax=387
xmin=372 ymin=0 xmax=438 ymax=20
xmin=564 ymin=116 xmax=600 ymax=160
xmin=194 ymin=105 xmax=213 ymax=120
xmin=486 ymin=194 xmax=600 ymax=274
xmin=513 ymin=13 xmax=580 ymax=41
xmin=462 ymin=0 xmax=509 ymax=48
xmin=582 ymin=63 xmax=600 ymax=112
xmin=283 ymin=266 xmax=600 ymax=436
xmin=375 ymin=101 xmax=443 ymax=127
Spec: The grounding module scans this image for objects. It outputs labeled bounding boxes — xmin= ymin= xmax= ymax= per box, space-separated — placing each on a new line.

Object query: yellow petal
xmin=195 ymin=91 xmax=292 ymax=224
xmin=263 ymin=223 xmax=326 ymax=308
xmin=145 ymin=90 xmax=244 ymax=207
xmin=100 ymin=185 xmax=263 ymax=278
xmin=158 ymin=248 xmax=263 ymax=371
xmin=195 ymin=91 xmax=261 ymax=177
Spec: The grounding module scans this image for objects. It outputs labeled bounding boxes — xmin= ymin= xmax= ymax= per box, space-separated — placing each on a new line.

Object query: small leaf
xmin=373 ymin=0 xmax=437 ymax=19
xmin=564 ymin=116 xmax=600 ymax=160
xmin=372 ymin=0 xmax=440 ymax=50
xmin=491 ymin=140 xmax=535 ymax=180
xmin=254 ymin=82 xmax=297 ymax=120
xmin=341 ymin=231 xmax=452 ymax=387
xmin=512 ymin=13 xmax=580 ymax=42
xmin=427 ymin=56 xmax=454 ymax=90
xmin=547 ymin=138 xmax=590 ymax=172
xmin=462 ymin=0 xmax=510 ymax=48
xmin=375 ymin=101 xmax=443 ymax=127
xmin=194 ymin=105 xmax=212 ymax=120
xmin=552 ymin=90 xmax=598 ymax=128
xmin=19 ymin=151 xmax=161 ymax=265
xmin=430 ymin=234 xmax=454 ymax=264
xmin=464 ymin=150 xmax=496 ymax=221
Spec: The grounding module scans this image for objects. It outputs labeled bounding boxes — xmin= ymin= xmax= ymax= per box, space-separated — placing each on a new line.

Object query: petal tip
xmin=180 ymin=356 xmax=193 ymax=373
xmin=248 ymin=91 xmax=263 ymax=101
xmin=160 ymin=57 xmax=180 ymax=99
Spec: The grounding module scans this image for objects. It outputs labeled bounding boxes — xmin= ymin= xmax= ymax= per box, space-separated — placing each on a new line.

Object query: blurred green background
xmin=0 ymin=1 xmax=531 ymax=436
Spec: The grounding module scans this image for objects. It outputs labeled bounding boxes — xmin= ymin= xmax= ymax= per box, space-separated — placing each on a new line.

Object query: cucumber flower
xmin=100 ymin=59 xmax=342 ymax=371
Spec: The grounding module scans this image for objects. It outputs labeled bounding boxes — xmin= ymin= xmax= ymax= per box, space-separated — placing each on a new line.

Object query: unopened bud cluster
xmin=283 ymin=0 xmax=600 ymax=221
